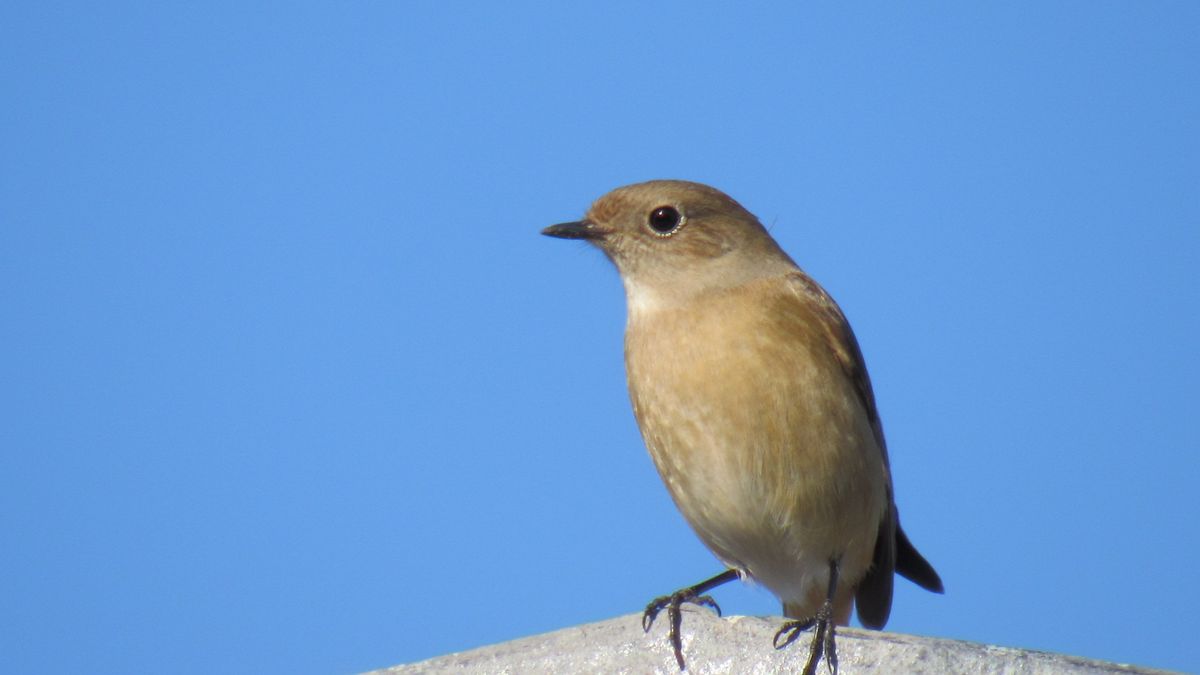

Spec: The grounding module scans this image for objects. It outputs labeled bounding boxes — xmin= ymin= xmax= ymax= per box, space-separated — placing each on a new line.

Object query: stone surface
xmin=371 ymin=610 xmax=1176 ymax=674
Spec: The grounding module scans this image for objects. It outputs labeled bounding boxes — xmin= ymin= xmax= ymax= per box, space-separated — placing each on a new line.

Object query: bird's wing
xmin=784 ymin=272 xmax=944 ymax=623
xmin=783 ymin=272 xmax=889 ymax=465
xmin=784 ymin=271 xmax=896 ymax=627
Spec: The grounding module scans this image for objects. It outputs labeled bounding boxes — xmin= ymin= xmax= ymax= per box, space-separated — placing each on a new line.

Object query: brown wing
xmin=785 ymin=272 xmax=941 ymax=628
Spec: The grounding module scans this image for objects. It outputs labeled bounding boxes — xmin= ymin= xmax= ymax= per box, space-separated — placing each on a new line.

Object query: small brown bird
xmin=542 ymin=180 xmax=943 ymax=674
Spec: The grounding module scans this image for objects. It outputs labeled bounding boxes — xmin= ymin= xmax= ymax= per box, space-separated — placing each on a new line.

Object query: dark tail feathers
xmin=895 ymin=524 xmax=943 ymax=594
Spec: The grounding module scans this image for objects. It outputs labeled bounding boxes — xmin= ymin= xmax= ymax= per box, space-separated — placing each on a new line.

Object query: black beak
xmin=541 ymin=220 xmax=606 ymax=241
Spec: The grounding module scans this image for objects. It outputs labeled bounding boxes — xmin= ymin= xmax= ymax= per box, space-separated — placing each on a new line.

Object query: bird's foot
xmin=642 ymin=587 xmax=722 ymax=670
xmin=773 ymin=599 xmax=837 ymax=675
xmin=640 ymin=569 xmax=738 ymax=670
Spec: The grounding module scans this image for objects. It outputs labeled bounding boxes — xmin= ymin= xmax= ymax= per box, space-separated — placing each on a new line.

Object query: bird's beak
xmin=541 ymin=220 xmax=608 ymax=241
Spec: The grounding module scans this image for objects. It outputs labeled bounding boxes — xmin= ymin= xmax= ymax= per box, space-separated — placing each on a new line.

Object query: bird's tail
xmin=895 ymin=524 xmax=943 ymax=593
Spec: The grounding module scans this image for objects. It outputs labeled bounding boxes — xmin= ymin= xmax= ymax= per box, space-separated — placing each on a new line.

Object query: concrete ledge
xmin=372 ymin=610 xmax=1174 ymax=674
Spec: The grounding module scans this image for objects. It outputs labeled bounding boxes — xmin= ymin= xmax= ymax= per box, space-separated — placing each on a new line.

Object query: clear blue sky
xmin=3 ymin=3 xmax=1197 ymax=674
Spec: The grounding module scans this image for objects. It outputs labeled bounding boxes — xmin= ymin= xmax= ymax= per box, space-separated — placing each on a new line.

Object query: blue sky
xmin=2 ymin=3 xmax=1197 ymax=673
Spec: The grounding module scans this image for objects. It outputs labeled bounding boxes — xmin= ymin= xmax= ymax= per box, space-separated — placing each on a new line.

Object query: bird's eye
xmin=648 ymin=206 xmax=683 ymax=236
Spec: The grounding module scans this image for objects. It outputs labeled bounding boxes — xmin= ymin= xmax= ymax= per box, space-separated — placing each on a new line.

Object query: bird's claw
xmin=773 ymin=601 xmax=838 ymax=675
xmin=642 ymin=588 xmax=723 ymax=670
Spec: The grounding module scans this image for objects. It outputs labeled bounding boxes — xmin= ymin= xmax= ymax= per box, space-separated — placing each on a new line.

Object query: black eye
xmin=648 ymin=206 xmax=682 ymax=235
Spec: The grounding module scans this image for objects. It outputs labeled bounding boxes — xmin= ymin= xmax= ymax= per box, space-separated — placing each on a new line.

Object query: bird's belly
xmin=630 ymin=351 xmax=887 ymax=606
xmin=653 ymin=427 xmax=882 ymax=603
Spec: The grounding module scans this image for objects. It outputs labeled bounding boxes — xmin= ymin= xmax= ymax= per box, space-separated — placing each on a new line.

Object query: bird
xmin=541 ymin=180 xmax=943 ymax=674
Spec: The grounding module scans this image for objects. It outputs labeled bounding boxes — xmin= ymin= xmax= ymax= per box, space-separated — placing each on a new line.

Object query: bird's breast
xmin=623 ymin=281 xmax=887 ymax=602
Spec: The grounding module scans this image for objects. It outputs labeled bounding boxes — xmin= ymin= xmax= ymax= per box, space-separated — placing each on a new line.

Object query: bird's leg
xmin=642 ymin=568 xmax=739 ymax=670
xmin=773 ymin=559 xmax=840 ymax=675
